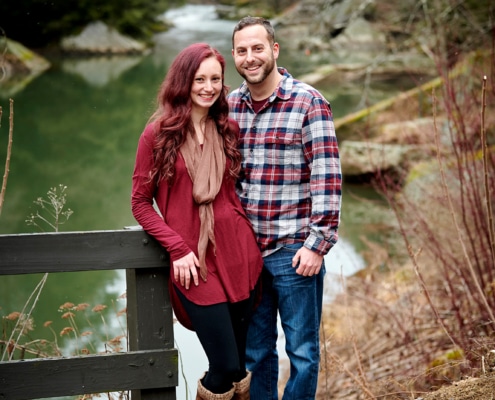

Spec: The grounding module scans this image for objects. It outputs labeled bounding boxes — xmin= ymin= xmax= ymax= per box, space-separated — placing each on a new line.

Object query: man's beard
xmin=239 ymin=57 xmax=275 ymax=85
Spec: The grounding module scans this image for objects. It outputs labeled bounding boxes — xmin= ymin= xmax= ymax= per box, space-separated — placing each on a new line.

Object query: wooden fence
xmin=0 ymin=228 xmax=178 ymax=400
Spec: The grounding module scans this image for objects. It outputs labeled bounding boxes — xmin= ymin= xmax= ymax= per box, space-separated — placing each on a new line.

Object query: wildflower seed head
xmin=61 ymin=312 xmax=75 ymax=319
xmin=6 ymin=312 xmax=21 ymax=321
xmin=59 ymin=302 xmax=75 ymax=310
xmin=92 ymin=304 xmax=107 ymax=313
xmin=116 ymin=308 xmax=127 ymax=317
xmin=60 ymin=327 xmax=74 ymax=336
xmin=75 ymin=303 xmax=90 ymax=311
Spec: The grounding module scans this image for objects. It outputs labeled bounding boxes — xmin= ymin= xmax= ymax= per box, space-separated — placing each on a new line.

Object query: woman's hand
xmin=173 ymin=252 xmax=200 ymax=289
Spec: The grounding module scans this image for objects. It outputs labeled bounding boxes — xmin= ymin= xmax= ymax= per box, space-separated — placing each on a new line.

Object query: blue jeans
xmin=246 ymin=243 xmax=325 ymax=400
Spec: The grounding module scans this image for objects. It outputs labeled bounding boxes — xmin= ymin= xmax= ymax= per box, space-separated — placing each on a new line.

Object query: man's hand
xmin=292 ymin=246 xmax=323 ymax=276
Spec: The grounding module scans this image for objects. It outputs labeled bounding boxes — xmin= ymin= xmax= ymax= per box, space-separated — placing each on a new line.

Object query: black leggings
xmin=175 ymin=287 xmax=256 ymax=393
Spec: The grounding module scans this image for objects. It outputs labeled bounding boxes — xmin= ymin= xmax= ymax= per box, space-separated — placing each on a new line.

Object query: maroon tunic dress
xmin=131 ymin=122 xmax=263 ymax=330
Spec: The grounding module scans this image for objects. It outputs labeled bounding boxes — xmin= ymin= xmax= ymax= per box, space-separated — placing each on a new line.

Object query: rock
xmin=0 ymin=38 xmax=50 ymax=98
xmin=374 ymin=117 xmax=441 ymax=146
xmin=330 ymin=17 xmax=388 ymax=52
xmin=2 ymin=39 xmax=51 ymax=74
xmin=340 ymin=140 xmax=422 ymax=177
xmin=60 ymin=21 xmax=148 ymax=55
xmin=275 ymin=0 xmax=433 ymax=75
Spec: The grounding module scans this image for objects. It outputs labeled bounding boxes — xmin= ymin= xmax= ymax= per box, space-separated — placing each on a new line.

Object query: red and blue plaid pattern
xmin=228 ymin=68 xmax=342 ymax=257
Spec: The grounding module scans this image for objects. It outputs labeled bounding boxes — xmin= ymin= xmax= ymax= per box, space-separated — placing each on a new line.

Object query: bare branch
xmin=0 ymin=98 xmax=14 ymax=216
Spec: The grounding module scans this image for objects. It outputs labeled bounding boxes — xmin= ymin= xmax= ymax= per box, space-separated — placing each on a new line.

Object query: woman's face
xmin=190 ymin=56 xmax=223 ymax=113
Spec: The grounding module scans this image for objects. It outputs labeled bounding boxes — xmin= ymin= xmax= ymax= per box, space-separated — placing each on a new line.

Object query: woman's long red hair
xmin=148 ymin=43 xmax=240 ymax=184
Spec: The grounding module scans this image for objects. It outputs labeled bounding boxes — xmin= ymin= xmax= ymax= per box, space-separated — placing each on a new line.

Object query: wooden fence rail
xmin=0 ymin=228 xmax=178 ymax=400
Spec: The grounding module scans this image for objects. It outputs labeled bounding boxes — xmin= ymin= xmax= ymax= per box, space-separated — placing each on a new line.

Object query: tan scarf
xmin=180 ymin=118 xmax=225 ymax=282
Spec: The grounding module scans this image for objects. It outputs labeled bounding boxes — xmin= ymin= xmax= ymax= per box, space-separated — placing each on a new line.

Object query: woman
xmin=131 ymin=43 xmax=262 ymax=400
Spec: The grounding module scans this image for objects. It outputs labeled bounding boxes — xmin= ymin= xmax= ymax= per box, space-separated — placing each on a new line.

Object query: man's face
xmin=232 ymin=25 xmax=279 ymax=85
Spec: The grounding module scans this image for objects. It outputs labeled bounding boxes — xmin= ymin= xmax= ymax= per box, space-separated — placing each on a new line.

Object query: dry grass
xmin=316 ymin=48 xmax=495 ymax=399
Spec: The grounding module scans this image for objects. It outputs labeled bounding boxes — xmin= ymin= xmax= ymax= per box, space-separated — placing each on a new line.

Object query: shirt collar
xmin=240 ymin=67 xmax=293 ymax=103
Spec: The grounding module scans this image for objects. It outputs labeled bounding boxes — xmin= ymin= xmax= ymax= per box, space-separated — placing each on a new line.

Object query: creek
xmin=0 ymin=4 xmax=397 ymax=399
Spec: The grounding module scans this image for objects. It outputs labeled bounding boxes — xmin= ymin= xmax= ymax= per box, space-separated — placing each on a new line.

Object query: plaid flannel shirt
xmin=228 ymin=68 xmax=342 ymax=257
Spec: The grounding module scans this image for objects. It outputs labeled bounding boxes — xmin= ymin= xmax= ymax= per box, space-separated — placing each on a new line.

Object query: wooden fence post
xmin=126 ymin=238 xmax=177 ymax=400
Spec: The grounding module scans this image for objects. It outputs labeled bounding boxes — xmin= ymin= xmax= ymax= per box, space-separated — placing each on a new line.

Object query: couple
xmin=131 ymin=16 xmax=342 ymax=400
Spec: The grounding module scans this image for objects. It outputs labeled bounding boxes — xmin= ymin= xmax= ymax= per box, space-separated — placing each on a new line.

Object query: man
xmin=228 ymin=16 xmax=342 ymax=400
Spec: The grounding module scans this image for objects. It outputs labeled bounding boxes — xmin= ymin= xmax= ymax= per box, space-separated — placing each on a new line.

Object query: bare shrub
xmin=317 ymin=24 xmax=495 ymax=400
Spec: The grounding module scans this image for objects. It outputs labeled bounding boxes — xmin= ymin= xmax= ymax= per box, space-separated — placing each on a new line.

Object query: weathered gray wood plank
xmin=0 ymin=229 xmax=169 ymax=275
xmin=127 ymin=267 xmax=177 ymax=400
xmin=0 ymin=349 xmax=178 ymax=400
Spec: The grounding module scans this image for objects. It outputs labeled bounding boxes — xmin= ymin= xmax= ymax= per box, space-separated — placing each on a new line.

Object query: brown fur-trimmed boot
xmin=196 ymin=372 xmax=235 ymax=400
xmin=233 ymin=370 xmax=251 ymax=400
